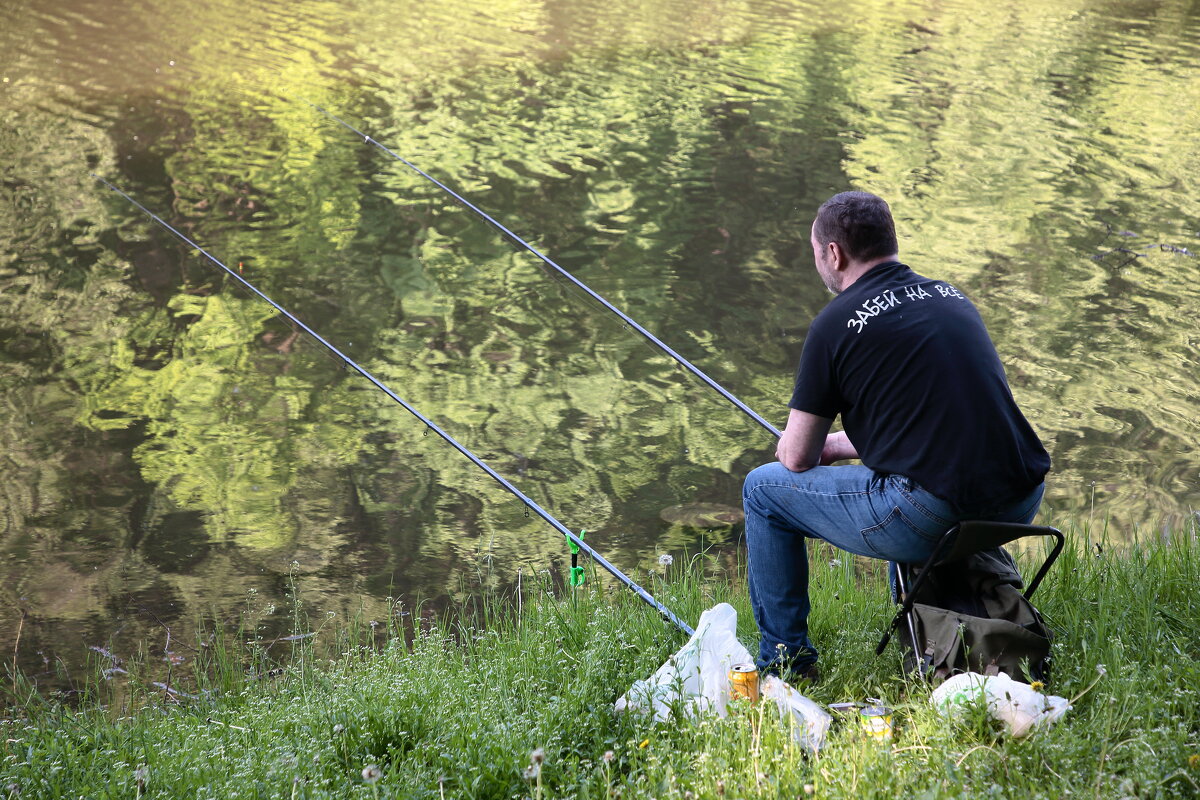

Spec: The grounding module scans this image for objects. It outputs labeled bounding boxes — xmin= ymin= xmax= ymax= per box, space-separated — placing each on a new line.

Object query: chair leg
xmin=1023 ymin=528 xmax=1066 ymax=599
xmin=896 ymin=565 xmax=922 ymax=670
xmin=876 ymin=526 xmax=959 ymax=657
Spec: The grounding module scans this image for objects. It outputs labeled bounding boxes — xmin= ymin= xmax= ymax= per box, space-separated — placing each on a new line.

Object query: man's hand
xmin=820 ymin=430 xmax=859 ymax=465
xmin=775 ymin=409 xmax=834 ymax=472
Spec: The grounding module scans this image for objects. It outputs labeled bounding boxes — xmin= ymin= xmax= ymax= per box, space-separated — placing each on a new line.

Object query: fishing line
xmin=304 ymin=101 xmax=783 ymax=439
xmin=93 ymin=174 xmax=694 ymax=638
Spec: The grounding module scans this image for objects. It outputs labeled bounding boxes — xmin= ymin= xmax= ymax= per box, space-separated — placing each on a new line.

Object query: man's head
xmin=810 ymin=191 xmax=899 ymax=293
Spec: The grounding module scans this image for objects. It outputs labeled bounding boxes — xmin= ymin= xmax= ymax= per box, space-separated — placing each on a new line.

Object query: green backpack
xmin=892 ymin=547 xmax=1054 ymax=684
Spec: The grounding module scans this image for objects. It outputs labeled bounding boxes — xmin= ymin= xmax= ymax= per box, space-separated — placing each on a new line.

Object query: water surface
xmin=2 ymin=0 xmax=1199 ymax=683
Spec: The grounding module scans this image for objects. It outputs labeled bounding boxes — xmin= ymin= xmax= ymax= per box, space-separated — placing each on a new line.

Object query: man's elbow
xmin=780 ymin=456 xmax=818 ymax=473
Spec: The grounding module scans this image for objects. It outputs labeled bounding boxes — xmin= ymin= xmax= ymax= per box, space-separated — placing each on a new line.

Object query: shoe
xmin=762 ymin=663 xmax=820 ymax=686
xmin=790 ymin=664 xmax=820 ymax=685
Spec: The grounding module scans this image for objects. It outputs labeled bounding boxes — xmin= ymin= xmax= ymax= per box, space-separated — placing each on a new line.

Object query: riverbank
xmin=3 ymin=526 xmax=1198 ymax=799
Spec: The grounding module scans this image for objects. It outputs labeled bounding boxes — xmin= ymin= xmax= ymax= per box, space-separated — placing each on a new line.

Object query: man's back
xmin=789 ymin=260 xmax=1050 ymax=512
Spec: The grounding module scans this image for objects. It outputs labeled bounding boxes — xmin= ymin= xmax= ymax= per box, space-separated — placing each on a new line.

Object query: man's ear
xmin=828 ymin=241 xmax=845 ymax=270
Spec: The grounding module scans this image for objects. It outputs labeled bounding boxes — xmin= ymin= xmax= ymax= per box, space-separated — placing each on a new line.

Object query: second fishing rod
xmin=305 ymin=101 xmax=782 ymax=441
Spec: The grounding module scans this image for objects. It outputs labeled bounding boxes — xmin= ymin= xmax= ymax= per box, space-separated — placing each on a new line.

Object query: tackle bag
xmin=890 ymin=546 xmax=1055 ymax=684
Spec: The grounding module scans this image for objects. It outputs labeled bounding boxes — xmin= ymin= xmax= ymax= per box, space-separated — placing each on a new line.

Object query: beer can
xmin=728 ymin=663 xmax=760 ymax=703
xmin=859 ymin=705 xmax=894 ymax=740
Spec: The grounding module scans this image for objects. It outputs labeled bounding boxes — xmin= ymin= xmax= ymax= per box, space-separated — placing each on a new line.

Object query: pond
xmin=2 ymin=0 xmax=1199 ymax=683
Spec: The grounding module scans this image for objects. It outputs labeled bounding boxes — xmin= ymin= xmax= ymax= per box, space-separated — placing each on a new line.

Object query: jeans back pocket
xmin=858 ymin=506 xmax=941 ymax=562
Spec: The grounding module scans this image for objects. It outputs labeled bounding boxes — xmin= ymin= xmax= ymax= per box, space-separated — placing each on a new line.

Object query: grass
xmin=2 ymin=524 xmax=1199 ymax=799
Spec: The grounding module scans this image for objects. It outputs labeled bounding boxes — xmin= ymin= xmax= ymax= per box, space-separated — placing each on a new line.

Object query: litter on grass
xmin=615 ymin=603 xmax=831 ymax=752
xmin=931 ymin=671 xmax=1070 ymax=737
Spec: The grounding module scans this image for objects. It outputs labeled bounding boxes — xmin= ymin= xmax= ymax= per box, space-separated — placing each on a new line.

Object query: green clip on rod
xmin=568 ymin=530 xmax=587 ymax=587
xmin=94 ymin=175 xmax=694 ymax=639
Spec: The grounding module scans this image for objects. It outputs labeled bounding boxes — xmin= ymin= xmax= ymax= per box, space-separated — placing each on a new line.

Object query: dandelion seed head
xmin=804 ymin=784 xmax=815 ymax=794
xmin=602 ymin=750 xmax=615 ymax=763
xmin=530 ymin=747 xmax=545 ymax=765
xmin=333 ymin=723 xmax=345 ymax=734
xmin=361 ymin=764 xmax=382 ymax=783
xmin=658 ymin=554 xmax=674 ymax=567
xmin=133 ymin=765 xmax=149 ymax=784
xmin=523 ymin=763 xmax=541 ymax=780
xmin=1096 ymin=664 xmax=1107 ymax=676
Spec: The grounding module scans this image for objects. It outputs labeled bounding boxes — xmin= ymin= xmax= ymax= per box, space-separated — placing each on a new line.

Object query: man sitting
xmin=744 ymin=191 xmax=1050 ymax=679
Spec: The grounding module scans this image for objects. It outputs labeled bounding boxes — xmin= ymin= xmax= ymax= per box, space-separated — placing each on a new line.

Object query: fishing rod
xmin=93 ymin=174 xmax=695 ymax=638
xmin=304 ymin=101 xmax=783 ymax=440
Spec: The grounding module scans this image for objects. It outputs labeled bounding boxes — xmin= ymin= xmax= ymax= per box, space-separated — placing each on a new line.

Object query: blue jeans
xmin=742 ymin=463 xmax=1044 ymax=674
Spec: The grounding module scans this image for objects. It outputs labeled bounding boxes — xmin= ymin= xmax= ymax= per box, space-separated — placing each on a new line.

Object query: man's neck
xmin=839 ymin=254 xmax=900 ymax=292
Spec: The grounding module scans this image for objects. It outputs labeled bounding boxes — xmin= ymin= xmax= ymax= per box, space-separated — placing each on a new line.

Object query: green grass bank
xmin=3 ymin=525 xmax=1199 ymax=799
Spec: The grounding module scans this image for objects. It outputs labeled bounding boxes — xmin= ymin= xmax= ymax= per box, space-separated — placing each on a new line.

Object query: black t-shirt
xmin=789 ymin=260 xmax=1050 ymax=512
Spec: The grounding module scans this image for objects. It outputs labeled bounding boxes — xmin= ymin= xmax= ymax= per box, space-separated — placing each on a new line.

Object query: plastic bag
xmin=614 ymin=603 xmax=831 ymax=753
xmin=761 ymin=674 xmax=832 ymax=753
xmin=615 ymin=603 xmax=752 ymax=721
xmin=931 ymin=671 xmax=1070 ymax=738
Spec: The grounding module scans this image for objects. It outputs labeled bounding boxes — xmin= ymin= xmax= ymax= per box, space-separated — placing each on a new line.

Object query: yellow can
xmin=859 ymin=705 xmax=894 ymax=740
xmin=728 ymin=663 xmax=760 ymax=703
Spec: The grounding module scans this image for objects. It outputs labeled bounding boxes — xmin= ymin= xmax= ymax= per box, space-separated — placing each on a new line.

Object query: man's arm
xmin=776 ymin=408 xmax=834 ymax=472
xmin=820 ymin=430 xmax=859 ymax=465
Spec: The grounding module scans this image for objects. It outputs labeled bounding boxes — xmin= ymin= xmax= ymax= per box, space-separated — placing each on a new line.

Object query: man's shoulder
xmin=815 ymin=265 xmax=979 ymax=341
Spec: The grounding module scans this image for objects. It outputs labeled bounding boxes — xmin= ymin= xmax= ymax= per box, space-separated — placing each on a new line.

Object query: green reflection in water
xmin=0 ymin=0 xmax=1198 ymax=683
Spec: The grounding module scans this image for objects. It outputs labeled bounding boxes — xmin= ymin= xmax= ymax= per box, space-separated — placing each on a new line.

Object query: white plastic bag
xmin=931 ymin=671 xmax=1070 ymax=737
xmin=614 ymin=603 xmax=831 ymax=753
xmin=761 ymin=674 xmax=832 ymax=753
xmin=615 ymin=603 xmax=752 ymax=721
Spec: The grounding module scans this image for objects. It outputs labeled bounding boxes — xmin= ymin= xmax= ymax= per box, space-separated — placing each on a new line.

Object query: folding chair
xmin=875 ymin=520 xmax=1065 ymax=680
